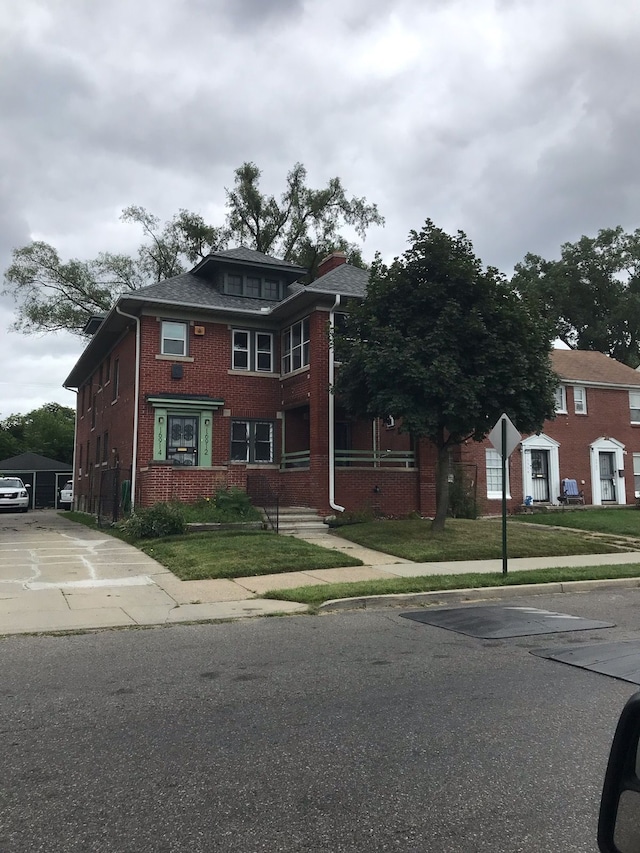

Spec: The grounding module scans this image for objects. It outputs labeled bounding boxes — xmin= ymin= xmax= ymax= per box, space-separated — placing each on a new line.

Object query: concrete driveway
xmin=0 ymin=510 xmax=303 ymax=634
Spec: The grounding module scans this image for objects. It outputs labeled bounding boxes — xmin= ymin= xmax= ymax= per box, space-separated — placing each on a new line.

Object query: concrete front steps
xmin=275 ymin=506 xmax=328 ymax=534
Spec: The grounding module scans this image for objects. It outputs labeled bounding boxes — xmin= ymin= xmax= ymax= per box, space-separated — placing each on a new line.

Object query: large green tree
xmin=0 ymin=403 xmax=75 ymax=464
xmin=336 ymin=220 xmax=558 ymax=532
xmin=513 ymin=226 xmax=640 ymax=367
xmin=3 ymin=162 xmax=383 ymax=336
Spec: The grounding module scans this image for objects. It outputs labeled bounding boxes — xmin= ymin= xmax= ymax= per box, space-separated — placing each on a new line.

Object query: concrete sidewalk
xmin=1 ymin=513 xmax=640 ymax=636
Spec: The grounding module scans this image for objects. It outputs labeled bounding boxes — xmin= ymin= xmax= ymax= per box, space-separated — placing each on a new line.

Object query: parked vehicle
xmin=59 ymin=480 xmax=73 ymax=510
xmin=0 ymin=477 xmax=30 ymax=512
xmin=599 ymin=690 xmax=640 ymax=851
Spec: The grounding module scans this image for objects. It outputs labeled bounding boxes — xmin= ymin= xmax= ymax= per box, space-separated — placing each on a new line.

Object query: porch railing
xmin=280 ymin=451 xmax=311 ymax=470
xmin=280 ymin=449 xmax=415 ymax=469
xmin=335 ymin=450 xmax=415 ymax=468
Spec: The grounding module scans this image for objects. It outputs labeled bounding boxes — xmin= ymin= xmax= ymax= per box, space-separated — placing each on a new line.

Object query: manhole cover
xmin=531 ymin=640 xmax=640 ymax=685
xmin=400 ymin=605 xmax=614 ymax=639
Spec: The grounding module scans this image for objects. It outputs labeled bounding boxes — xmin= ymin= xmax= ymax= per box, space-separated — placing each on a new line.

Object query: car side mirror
xmin=599 ymin=692 xmax=640 ymax=852
xmin=25 ymin=483 xmax=31 ymax=488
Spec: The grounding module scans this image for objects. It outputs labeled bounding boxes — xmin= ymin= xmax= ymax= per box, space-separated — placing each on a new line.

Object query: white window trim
xmin=633 ymin=452 xmax=640 ymax=499
xmin=281 ymin=318 xmax=310 ymax=375
xmin=232 ymin=329 xmax=250 ymax=370
xmin=230 ymin=420 xmax=275 ymax=463
xmin=232 ymin=330 xmax=274 ymax=372
xmin=486 ymin=448 xmax=511 ymax=500
xmin=554 ymin=385 xmax=567 ymax=414
xmin=630 ymin=391 xmax=640 ymax=424
xmin=255 ymin=332 xmax=274 ymax=372
xmin=573 ymin=386 xmax=587 ymax=415
xmin=161 ymin=320 xmax=188 ymax=356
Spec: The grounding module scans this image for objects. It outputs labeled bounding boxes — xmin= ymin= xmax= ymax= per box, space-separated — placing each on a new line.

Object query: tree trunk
xmin=431 ymin=441 xmax=450 ymax=533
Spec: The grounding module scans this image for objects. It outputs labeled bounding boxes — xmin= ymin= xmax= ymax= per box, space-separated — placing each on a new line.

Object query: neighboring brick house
xmin=63 ymin=248 xmax=640 ymax=519
xmin=462 ymin=349 xmax=640 ymax=515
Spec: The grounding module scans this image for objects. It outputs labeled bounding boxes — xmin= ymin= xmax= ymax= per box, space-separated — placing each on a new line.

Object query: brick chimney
xmin=316 ymin=251 xmax=347 ymax=278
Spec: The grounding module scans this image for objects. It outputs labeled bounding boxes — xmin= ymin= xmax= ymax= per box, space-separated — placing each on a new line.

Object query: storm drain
xmin=400 ymin=605 xmax=614 ymax=639
xmin=531 ymin=641 xmax=640 ymax=685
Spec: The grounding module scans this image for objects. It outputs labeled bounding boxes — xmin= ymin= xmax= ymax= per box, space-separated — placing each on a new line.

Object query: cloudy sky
xmin=2 ymin=0 xmax=640 ymax=418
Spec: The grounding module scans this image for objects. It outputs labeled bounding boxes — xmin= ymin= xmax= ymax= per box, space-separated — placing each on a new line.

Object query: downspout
xmin=115 ymin=306 xmax=140 ymax=512
xmin=328 ymin=294 xmax=345 ymax=512
xmin=70 ymin=389 xmax=78 ymax=510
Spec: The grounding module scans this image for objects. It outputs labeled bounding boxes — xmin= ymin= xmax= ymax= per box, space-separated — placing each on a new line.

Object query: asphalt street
xmin=1 ymin=588 xmax=639 ymax=852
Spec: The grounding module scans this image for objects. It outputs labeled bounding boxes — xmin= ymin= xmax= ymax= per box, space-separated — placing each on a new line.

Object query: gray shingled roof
xmin=0 ymin=452 xmax=72 ymax=470
xmin=128 ymin=273 xmax=280 ymax=312
xmin=215 ymin=246 xmax=305 ymax=270
xmin=305 ymin=263 xmax=369 ymax=297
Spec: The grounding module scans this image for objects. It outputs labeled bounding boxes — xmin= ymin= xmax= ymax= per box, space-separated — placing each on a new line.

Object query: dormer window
xmin=222 ymin=272 xmax=283 ymax=300
xmin=227 ymin=274 xmax=242 ymax=296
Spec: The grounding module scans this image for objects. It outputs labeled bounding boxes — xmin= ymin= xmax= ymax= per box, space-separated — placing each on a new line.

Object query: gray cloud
xmin=2 ymin=0 xmax=640 ymax=414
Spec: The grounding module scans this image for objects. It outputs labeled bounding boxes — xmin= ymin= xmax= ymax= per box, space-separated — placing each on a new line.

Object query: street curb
xmin=317 ymin=576 xmax=640 ymax=612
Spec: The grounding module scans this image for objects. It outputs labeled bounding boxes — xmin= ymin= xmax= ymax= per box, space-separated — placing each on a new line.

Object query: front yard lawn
xmin=140 ymin=530 xmax=363 ymax=580
xmin=510 ymin=507 xmax=640 ymax=537
xmin=332 ymin=517 xmax=627 ymax=562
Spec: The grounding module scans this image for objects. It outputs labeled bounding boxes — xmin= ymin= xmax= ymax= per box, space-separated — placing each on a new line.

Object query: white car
xmin=59 ymin=480 xmax=73 ymax=510
xmin=0 ymin=477 xmax=30 ymax=512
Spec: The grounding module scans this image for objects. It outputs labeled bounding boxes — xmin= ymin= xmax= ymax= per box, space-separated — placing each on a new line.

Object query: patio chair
xmin=559 ymin=478 xmax=585 ymax=505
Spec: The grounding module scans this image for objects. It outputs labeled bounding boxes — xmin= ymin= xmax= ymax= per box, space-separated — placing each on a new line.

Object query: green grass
xmin=511 ymin=507 xmax=640 ymax=537
xmin=264 ymin=563 xmax=640 ymax=606
xmin=174 ymin=498 xmax=262 ymax=524
xmin=332 ymin=518 xmax=624 ymax=561
xmin=62 ymin=511 xmax=131 ymax=541
xmin=139 ymin=530 xmax=362 ymax=580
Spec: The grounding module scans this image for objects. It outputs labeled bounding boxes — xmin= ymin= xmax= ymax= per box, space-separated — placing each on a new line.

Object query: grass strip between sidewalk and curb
xmin=262 ymin=563 xmax=640 ymax=608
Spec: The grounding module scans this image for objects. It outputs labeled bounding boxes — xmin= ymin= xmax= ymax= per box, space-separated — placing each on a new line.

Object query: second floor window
xmin=161 ymin=321 xmax=187 ymax=356
xmin=573 ymin=386 xmax=587 ymax=414
xmin=630 ymin=391 xmax=640 ymax=424
xmin=282 ymin=318 xmax=310 ymax=374
xmin=112 ymin=359 xmax=120 ymax=401
xmin=232 ymin=330 xmax=274 ymax=372
xmin=554 ymin=385 xmax=567 ymax=413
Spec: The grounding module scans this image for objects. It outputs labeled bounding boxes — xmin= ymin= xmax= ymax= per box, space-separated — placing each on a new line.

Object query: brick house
xmin=63 ymin=248 xmax=428 ymax=518
xmin=462 ymin=349 xmax=640 ymax=515
xmin=63 ymin=248 xmax=640 ymax=518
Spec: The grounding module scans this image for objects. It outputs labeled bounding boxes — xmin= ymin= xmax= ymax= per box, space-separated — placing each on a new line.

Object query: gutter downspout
xmin=116 ymin=305 xmax=141 ymax=512
xmin=328 ymin=294 xmax=345 ymax=513
xmin=70 ymin=389 xmax=78 ymax=511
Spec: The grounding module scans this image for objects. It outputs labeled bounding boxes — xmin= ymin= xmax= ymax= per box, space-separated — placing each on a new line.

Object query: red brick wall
xmin=335 ymin=469 xmax=419 ymax=517
xmin=461 ymin=385 xmax=640 ymax=514
xmin=74 ymin=330 xmax=137 ymax=512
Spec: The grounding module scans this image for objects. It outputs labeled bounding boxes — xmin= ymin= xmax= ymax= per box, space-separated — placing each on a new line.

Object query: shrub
xmin=326 ymin=508 xmax=374 ymax=528
xmin=448 ymin=464 xmax=478 ymax=519
xmin=120 ymin=502 xmax=186 ymax=540
xmin=213 ymin=487 xmax=257 ymax=521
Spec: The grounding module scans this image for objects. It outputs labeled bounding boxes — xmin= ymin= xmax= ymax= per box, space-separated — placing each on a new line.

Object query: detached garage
xmin=0 ymin=452 xmax=72 ymax=509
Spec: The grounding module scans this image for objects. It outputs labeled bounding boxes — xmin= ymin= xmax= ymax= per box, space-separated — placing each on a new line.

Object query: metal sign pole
xmin=502 ymin=417 xmax=508 ymax=575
